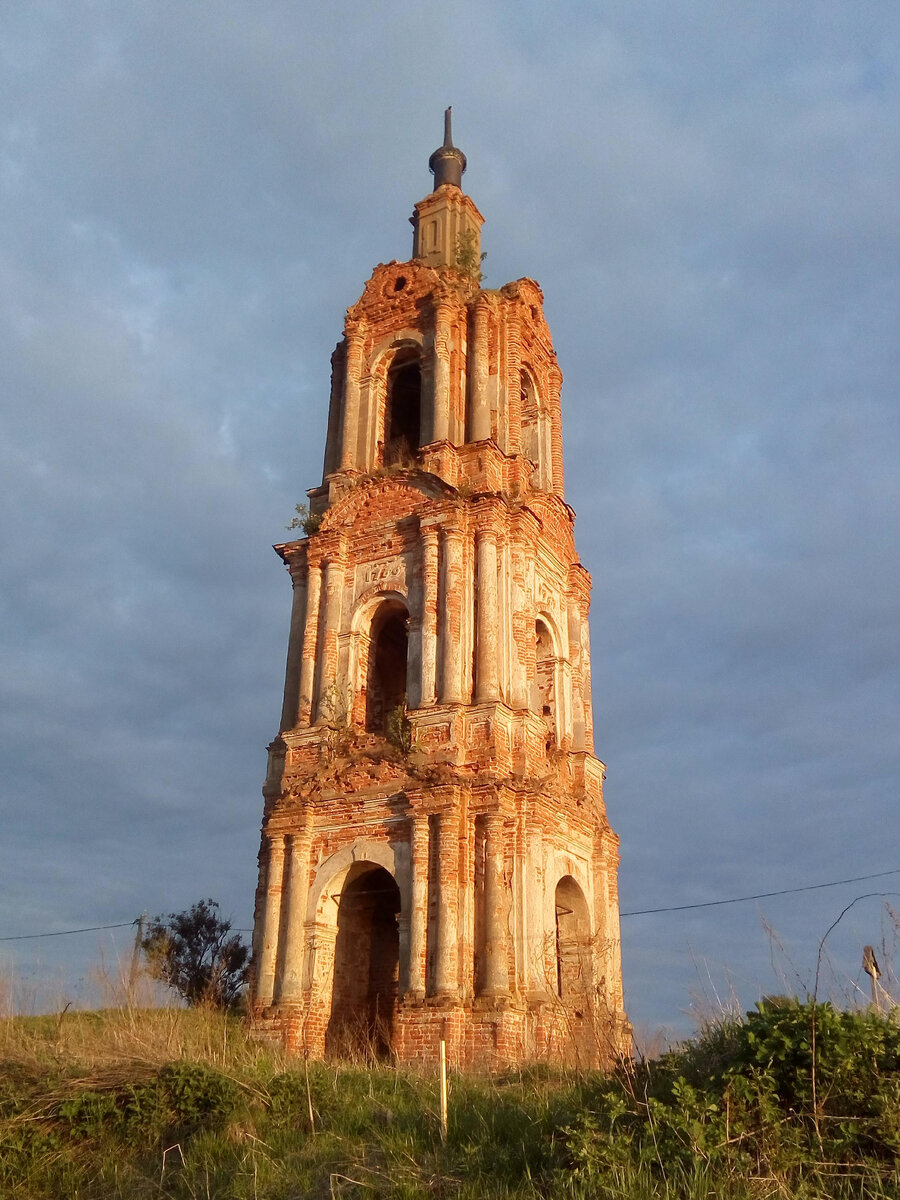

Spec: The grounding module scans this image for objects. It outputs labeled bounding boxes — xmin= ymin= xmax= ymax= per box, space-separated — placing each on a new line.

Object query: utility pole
xmin=129 ymin=913 xmax=147 ymax=1001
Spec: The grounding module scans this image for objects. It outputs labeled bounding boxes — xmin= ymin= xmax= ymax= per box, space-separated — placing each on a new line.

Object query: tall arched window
xmin=520 ymin=368 xmax=552 ymax=490
xmin=520 ymin=370 xmax=539 ymax=473
xmin=554 ymin=875 xmax=593 ymax=1001
xmin=365 ymin=600 xmax=409 ymax=733
xmin=384 ymin=351 xmax=421 ymax=465
xmin=532 ymin=619 xmax=557 ymax=742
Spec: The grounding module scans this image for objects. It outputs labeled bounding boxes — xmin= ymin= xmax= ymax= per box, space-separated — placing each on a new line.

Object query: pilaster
xmin=256 ymin=833 xmax=285 ymax=1008
xmin=439 ymin=523 xmax=466 ymax=704
xmin=277 ymin=816 xmax=313 ymax=1004
xmin=474 ymin=525 xmax=500 ymax=703
xmin=419 ymin=523 xmax=440 ymax=706
xmin=279 ymin=557 xmax=308 ymax=731
xmin=407 ymin=811 xmax=429 ymax=999
xmin=480 ymin=809 xmax=511 ymax=999
xmin=340 ymin=320 xmax=366 ymax=470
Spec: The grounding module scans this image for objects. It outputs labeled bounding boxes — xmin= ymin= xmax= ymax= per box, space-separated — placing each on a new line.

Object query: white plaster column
xmin=568 ymin=601 xmax=587 ymax=751
xmin=480 ymin=812 xmax=510 ymax=997
xmin=596 ymin=831 xmax=624 ymax=1011
xmin=340 ymin=324 xmax=365 ymax=469
xmin=539 ymin=412 xmax=553 ymax=491
xmin=279 ymin=566 xmax=308 ymax=731
xmin=458 ymin=797 xmax=476 ymax=1002
xmin=549 ymin=365 xmax=565 ymax=498
xmin=420 ymin=526 xmax=439 ymax=706
xmin=407 ymin=813 xmax=429 ymax=998
xmin=505 ymin=308 xmax=523 ymax=454
xmin=470 ymin=295 xmax=492 ymax=441
xmin=439 ymin=526 xmax=465 ymax=704
xmin=498 ymin=531 xmax=513 ymax=703
xmin=433 ymin=809 xmax=460 ymax=997
xmin=297 ymin=562 xmax=322 ymax=724
xmin=322 ymin=344 xmax=345 ymax=476
xmin=581 ymin=610 xmax=595 ymax=754
xmin=256 ymin=833 xmax=285 ymax=1007
xmin=507 ymin=543 xmax=529 ymax=710
xmin=474 ymin=529 xmax=500 ymax=703
xmin=524 ymin=828 xmax=546 ymax=994
xmin=313 ymin=557 xmax=344 ymax=724
xmin=512 ymin=793 xmax=527 ymax=995
xmin=433 ymin=300 xmax=452 ymax=443
xmin=276 ymin=818 xmax=313 ymax=1004
xmin=558 ymin=658 xmax=575 ymax=746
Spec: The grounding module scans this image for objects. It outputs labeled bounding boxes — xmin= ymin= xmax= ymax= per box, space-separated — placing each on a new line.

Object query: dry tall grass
xmin=0 ymin=966 xmax=285 ymax=1087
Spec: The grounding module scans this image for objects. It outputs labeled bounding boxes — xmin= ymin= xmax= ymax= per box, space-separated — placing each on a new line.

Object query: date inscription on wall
xmin=357 ymin=555 xmax=405 ymax=593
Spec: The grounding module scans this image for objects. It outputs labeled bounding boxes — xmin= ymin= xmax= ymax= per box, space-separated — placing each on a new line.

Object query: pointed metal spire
xmin=428 ymin=106 xmax=467 ymax=190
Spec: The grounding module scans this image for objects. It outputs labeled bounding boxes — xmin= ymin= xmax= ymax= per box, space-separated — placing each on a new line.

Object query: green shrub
xmin=267 ymin=1069 xmax=313 ymax=1129
xmin=58 ymin=1089 xmax=120 ymax=1138
xmin=562 ymin=999 xmax=900 ymax=1193
xmin=158 ymin=1061 xmax=241 ymax=1130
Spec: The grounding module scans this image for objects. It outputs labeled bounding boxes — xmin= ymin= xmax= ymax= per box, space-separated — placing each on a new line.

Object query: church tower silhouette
xmin=251 ymin=112 xmax=629 ymax=1066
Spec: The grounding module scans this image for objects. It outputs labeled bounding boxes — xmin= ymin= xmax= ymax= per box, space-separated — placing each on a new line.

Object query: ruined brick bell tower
xmin=252 ymin=112 xmax=629 ymax=1066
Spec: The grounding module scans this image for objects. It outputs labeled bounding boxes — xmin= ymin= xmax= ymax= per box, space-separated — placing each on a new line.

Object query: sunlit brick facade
xmin=251 ymin=114 xmax=630 ymax=1067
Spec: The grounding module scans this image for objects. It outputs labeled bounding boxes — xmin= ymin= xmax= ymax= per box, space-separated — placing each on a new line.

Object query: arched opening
xmin=554 ymin=875 xmax=593 ymax=1003
xmin=532 ymin=619 xmax=557 ymax=743
xmin=384 ymin=351 xmax=421 ymax=465
xmin=365 ymin=600 xmax=409 ymax=734
xmin=326 ymin=864 xmax=401 ymax=1058
xmin=520 ymin=370 xmax=539 ymax=472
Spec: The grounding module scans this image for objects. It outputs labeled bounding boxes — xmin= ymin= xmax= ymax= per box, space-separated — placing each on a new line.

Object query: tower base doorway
xmin=325 ymin=864 xmax=401 ymax=1059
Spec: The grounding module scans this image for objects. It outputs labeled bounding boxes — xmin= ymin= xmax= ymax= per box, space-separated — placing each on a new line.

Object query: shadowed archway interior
xmin=326 ymin=864 xmax=402 ymax=1058
xmin=365 ymin=601 xmax=409 ymax=734
xmin=555 ymin=875 xmax=592 ymax=1003
xmin=385 ymin=351 xmax=421 ymax=464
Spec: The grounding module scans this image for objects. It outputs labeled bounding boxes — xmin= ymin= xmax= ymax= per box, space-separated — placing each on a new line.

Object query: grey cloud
xmin=1 ymin=1 xmax=898 ymax=1032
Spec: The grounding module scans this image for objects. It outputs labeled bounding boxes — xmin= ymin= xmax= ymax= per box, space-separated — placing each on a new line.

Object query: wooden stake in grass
xmin=439 ymin=1038 xmax=448 ymax=1141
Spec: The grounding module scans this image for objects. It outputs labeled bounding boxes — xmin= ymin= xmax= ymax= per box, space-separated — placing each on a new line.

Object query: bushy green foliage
xmin=287 ymin=502 xmax=323 ymax=536
xmin=455 ymin=229 xmax=486 ymax=282
xmin=562 ymin=999 xmax=900 ymax=1194
xmin=53 ymin=1062 xmax=241 ymax=1143
xmin=141 ymin=898 xmax=249 ymax=1010
xmin=387 ymin=702 xmax=412 ymax=753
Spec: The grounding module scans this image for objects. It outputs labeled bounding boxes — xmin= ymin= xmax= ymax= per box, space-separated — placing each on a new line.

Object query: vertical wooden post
xmin=439 ymin=1038 xmax=448 ymax=1141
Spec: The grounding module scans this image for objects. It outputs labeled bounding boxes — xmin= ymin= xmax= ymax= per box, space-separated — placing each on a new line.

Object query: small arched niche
xmin=365 ymin=599 xmax=409 ymax=734
xmin=532 ymin=619 xmax=557 ymax=742
xmin=384 ymin=349 xmax=422 ymax=465
xmin=554 ymin=875 xmax=593 ymax=1002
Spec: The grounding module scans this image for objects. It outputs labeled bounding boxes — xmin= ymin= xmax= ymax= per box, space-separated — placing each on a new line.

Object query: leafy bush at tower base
xmin=563 ymin=997 xmax=900 ymax=1192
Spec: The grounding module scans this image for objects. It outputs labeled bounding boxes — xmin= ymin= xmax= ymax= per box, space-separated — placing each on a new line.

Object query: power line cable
xmin=2 ymin=867 xmax=898 ymax=940
xmin=620 ymin=867 xmax=900 ymax=917
xmin=0 ymin=921 xmax=135 ymax=943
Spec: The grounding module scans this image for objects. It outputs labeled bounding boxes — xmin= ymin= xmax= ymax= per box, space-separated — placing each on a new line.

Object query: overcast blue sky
xmin=1 ymin=1 xmax=898 ymax=1040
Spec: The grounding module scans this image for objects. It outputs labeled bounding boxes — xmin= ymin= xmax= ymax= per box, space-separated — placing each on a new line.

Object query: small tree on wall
xmin=141 ymin=899 xmax=250 ymax=1011
xmin=455 ymin=230 xmax=486 ymax=283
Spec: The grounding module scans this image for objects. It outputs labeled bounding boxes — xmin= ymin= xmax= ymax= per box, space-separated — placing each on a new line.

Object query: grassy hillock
xmin=1 ymin=999 xmax=899 ymax=1198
